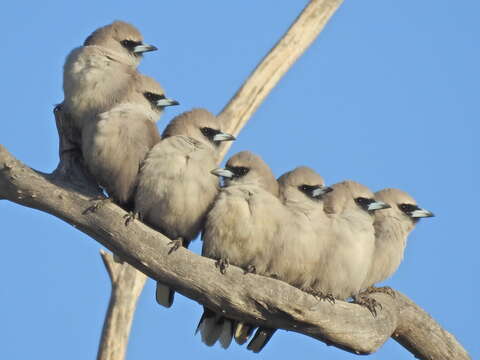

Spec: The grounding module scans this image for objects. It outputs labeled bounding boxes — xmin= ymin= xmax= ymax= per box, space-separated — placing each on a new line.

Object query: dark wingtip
xmin=247 ymin=328 xmax=277 ymax=353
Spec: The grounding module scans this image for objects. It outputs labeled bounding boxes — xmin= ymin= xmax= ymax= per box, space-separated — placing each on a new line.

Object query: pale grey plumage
xmin=318 ymin=180 xmax=390 ymax=300
xmin=134 ymin=108 xmax=235 ymax=307
xmin=63 ymin=21 xmax=157 ymax=136
xmin=272 ymin=166 xmax=331 ymax=291
xmin=362 ymin=188 xmax=434 ymax=289
xmin=202 ymin=151 xmax=281 ymax=273
xmin=81 ymin=75 xmax=174 ymax=207
xmin=245 ymin=166 xmax=332 ymax=352
xmin=198 ymin=151 xmax=282 ymax=349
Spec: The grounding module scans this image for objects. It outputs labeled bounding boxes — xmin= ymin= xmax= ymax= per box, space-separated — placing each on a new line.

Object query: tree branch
xmin=92 ymin=0 xmax=345 ymax=356
xmin=96 ymin=251 xmax=147 ymax=360
xmin=0 ymin=145 xmax=471 ymax=359
xmin=217 ymin=0 xmax=344 ymax=159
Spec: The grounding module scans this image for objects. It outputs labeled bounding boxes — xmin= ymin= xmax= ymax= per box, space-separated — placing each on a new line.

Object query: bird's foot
xmin=306 ymin=288 xmax=336 ymax=304
xmin=354 ymin=294 xmax=382 ymax=317
xmin=362 ymin=286 xmax=396 ymax=298
xmin=168 ymin=238 xmax=184 ymax=255
xmin=215 ymin=257 xmax=230 ymax=274
xmin=123 ymin=211 xmax=140 ymax=226
xmin=244 ymin=264 xmax=256 ymax=274
xmin=83 ymin=196 xmax=110 ymax=214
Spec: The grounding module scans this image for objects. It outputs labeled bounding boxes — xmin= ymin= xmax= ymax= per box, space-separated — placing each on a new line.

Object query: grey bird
xmin=245 ymin=166 xmax=333 ymax=352
xmin=362 ymin=188 xmax=434 ymax=293
xmin=319 ymin=180 xmax=391 ymax=315
xmin=81 ymin=74 xmax=178 ymax=209
xmin=133 ymin=108 xmax=235 ymax=308
xmin=198 ymin=151 xmax=282 ymax=349
xmin=63 ymin=21 xmax=157 ymax=139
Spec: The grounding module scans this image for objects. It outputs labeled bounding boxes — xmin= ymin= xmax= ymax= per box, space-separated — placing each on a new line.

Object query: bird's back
xmin=135 ymin=135 xmax=219 ymax=243
xmin=202 ymin=184 xmax=283 ymax=275
xmin=63 ymin=45 xmax=135 ymax=129
xmin=82 ymin=104 xmax=160 ymax=205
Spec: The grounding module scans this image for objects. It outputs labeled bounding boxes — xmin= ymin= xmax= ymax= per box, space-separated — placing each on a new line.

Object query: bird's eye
xmin=398 ymin=203 xmax=419 ymax=215
xmin=227 ymin=166 xmax=250 ymax=178
xmin=121 ymin=39 xmax=141 ymax=51
xmin=354 ymin=197 xmax=376 ymax=211
xmin=298 ymin=184 xmax=317 ymax=197
xmin=143 ymin=92 xmax=165 ymax=103
xmin=355 ymin=197 xmax=372 ymax=206
xmin=201 ymin=127 xmax=217 ymax=139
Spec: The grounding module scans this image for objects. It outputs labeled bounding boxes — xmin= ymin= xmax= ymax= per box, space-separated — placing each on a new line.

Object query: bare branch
xmin=217 ymin=0 xmax=344 ymax=159
xmin=0 ymin=145 xmax=470 ymax=359
xmin=96 ymin=251 xmax=147 ymax=360
xmin=92 ymin=0 xmax=345 ymax=353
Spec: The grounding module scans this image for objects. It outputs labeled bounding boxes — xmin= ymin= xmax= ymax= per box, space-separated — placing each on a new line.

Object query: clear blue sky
xmin=0 ymin=1 xmax=477 ymax=359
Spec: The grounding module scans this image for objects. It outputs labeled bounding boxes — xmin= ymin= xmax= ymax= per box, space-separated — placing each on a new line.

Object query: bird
xmin=63 ymin=21 xmax=158 ymax=141
xmin=197 ymin=151 xmax=282 ymax=349
xmin=361 ymin=188 xmax=434 ymax=293
xmin=81 ymin=74 xmax=178 ymax=209
xmin=318 ymin=180 xmax=391 ymax=315
xmin=245 ymin=166 xmax=333 ymax=353
xmin=133 ymin=108 xmax=235 ymax=308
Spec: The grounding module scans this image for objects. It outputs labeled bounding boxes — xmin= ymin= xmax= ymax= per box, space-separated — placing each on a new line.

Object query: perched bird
xmin=362 ymin=188 xmax=434 ymax=292
xmin=319 ymin=180 xmax=391 ymax=314
xmin=63 ymin=21 xmax=157 ymax=139
xmin=245 ymin=166 xmax=333 ymax=353
xmin=82 ymin=74 xmax=178 ymax=209
xmin=198 ymin=151 xmax=281 ymax=349
xmin=133 ymin=108 xmax=235 ymax=308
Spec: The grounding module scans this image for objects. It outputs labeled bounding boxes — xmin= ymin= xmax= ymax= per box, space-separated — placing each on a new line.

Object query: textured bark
xmin=0 ymin=144 xmax=471 ymax=359
xmin=0 ymin=1 xmax=471 ymax=359
xmin=96 ymin=251 xmax=147 ymax=360
xmin=96 ymin=1 xmax=346 ymax=357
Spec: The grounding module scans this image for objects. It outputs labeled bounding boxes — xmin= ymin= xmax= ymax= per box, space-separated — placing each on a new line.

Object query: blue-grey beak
xmin=133 ymin=43 xmax=158 ymax=53
xmin=211 ymin=168 xmax=234 ymax=178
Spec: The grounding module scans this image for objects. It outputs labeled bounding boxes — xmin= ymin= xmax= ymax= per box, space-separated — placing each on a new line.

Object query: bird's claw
xmin=168 ymin=238 xmax=183 ymax=255
xmin=124 ymin=211 xmax=139 ymax=226
xmin=215 ymin=258 xmax=229 ymax=274
xmin=354 ymin=295 xmax=382 ymax=317
xmin=244 ymin=264 xmax=256 ymax=274
xmin=363 ymin=286 xmax=396 ymax=298
xmin=306 ymin=288 xmax=336 ymax=304
xmin=83 ymin=197 xmax=110 ymax=214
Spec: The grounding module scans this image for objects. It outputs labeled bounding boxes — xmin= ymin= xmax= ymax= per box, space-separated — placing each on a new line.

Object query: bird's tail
xmin=155 ymin=282 xmax=175 ymax=308
xmin=196 ymin=307 xmax=233 ymax=348
xmin=234 ymin=321 xmax=255 ymax=345
xmin=247 ymin=327 xmax=277 ymax=353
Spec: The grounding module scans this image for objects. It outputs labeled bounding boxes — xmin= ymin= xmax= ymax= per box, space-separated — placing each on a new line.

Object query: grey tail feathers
xmin=196 ymin=307 xmax=233 ymax=348
xmin=247 ymin=327 xmax=277 ymax=353
xmin=156 ymin=282 xmax=175 ymax=308
xmin=234 ymin=321 xmax=255 ymax=345
xmin=218 ymin=318 xmax=233 ymax=349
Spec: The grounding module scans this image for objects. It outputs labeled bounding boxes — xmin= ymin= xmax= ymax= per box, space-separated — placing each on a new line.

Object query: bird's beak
xmin=368 ymin=201 xmax=391 ymax=211
xmin=410 ymin=208 xmax=435 ymax=218
xmin=213 ymin=132 xmax=236 ymax=142
xmin=156 ymin=98 xmax=180 ymax=107
xmin=211 ymin=168 xmax=234 ymax=178
xmin=133 ymin=43 xmax=158 ymax=54
xmin=311 ymin=185 xmax=333 ymax=198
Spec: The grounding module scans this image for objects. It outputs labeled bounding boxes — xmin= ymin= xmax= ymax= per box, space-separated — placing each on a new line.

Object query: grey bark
xmin=96 ymin=1 xmax=347 ymax=358
xmin=0 ymin=0 xmax=471 ymax=359
xmin=0 ymin=143 xmax=471 ymax=359
xmin=97 ymin=251 xmax=147 ymax=360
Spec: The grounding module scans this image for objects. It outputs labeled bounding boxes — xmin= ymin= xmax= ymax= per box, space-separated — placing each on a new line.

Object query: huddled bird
xmin=59 ymin=21 xmax=435 ymax=355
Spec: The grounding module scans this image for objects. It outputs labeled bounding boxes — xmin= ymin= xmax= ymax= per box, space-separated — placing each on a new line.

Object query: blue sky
xmin=0 ymin=1 xmax=477 ymax=359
